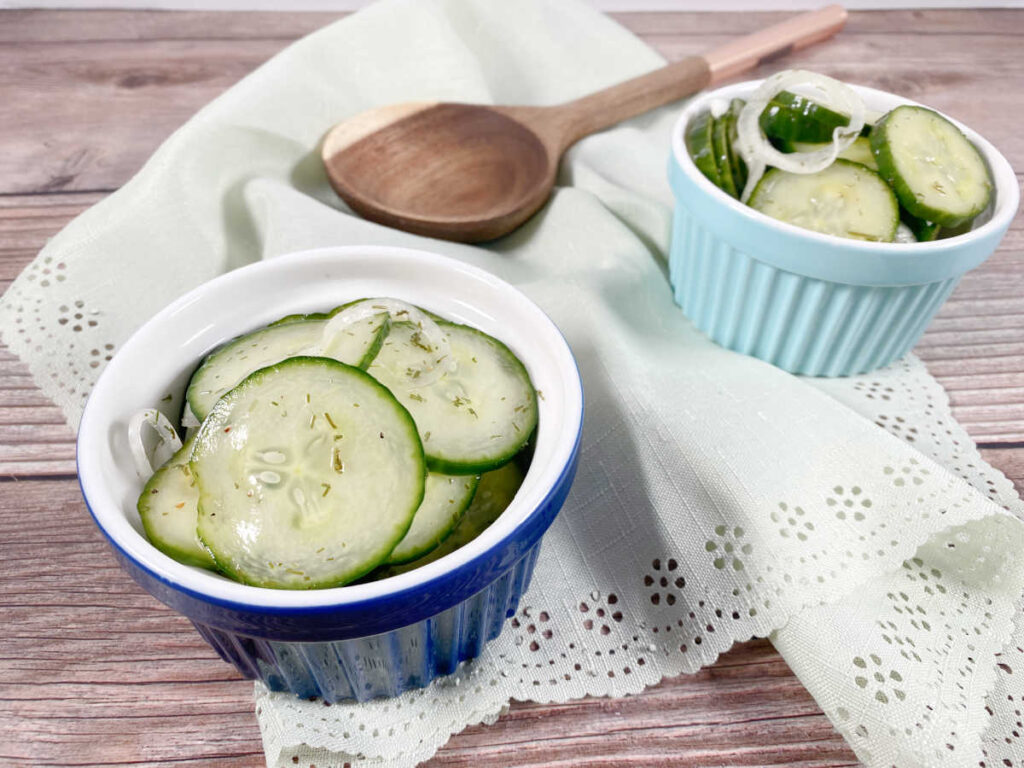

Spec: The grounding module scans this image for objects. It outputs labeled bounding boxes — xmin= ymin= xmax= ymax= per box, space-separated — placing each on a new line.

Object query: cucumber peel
xmin=386 ymin=472 xmax=479 ymax=565
xmin=377 ymin=460 xmax=525 ymax=578
xmin=749 ymin=159 xmax=899 ymax=242
xmin=712 ymin=116 xmax=738 ymax=198
xmin=368 ymin=321 xmax=538 ymax=475
xmin=686 ymin=110 xmax=721 ymax=188
xmin=137 ymin=437 xmax=217 ymax=570
xmin=191 ymin=357 xmax=426 ymax=589
xmin=871 ymin=105 xmax=992 ymax=227
xmin=759 ymin=90 xmax=851 ymax=144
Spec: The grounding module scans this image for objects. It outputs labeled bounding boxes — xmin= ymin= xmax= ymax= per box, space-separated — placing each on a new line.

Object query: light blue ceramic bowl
xmin=668 ymin=80 xmax=1019 ymax=376
xmin=77 ymin=246 xmax=583 ymax=702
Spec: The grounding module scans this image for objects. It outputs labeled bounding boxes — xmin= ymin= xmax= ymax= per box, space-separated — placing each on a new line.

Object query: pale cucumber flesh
xmin=871 ymin=105 xmax=992 ymax=227
xmin=367 ymin=321 xmax=537 ymax=474
xmin=386 ymin=472 xmax=479 ymax=565
xmin=749 ymin=160 xmax=899 ymax=242
xmin=186 ymin=311 xmax=389 ymax=422
xmin=377 ymin=460 xmax=525 ymax=578
xmin=191 ymin=357 xmax=425 ymax=589
xmin=137 ymin=437 xmax=217 ymax=570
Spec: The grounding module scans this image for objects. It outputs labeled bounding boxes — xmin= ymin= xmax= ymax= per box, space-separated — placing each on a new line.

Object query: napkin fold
xmin=4 ymin=1 xmax=1023 ymax=766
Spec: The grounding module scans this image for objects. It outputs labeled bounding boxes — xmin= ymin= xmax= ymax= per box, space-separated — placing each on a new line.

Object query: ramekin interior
xmin=77 ymin=246 xmax=583 ymax=610
xmin=670 ymin=80 xmax=1018 ymax=265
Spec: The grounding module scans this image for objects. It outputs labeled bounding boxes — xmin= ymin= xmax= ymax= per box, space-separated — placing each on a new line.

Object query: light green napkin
xmin=3 ymin=2 xmax=1023 ymax=767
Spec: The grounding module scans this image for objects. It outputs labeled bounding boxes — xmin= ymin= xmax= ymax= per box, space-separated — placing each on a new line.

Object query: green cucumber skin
xmin=137 ymin=439 xmax=219 ymax=571
xmin=372 ymin=459 xmax=525 ymax=580
xmin=870 ymin=106 xmax=992 ymax=228
xmin=385 ymin=473 xmax=480 ymax=566
xmin=686 ymin=111 xmax=721 ymax=188
xmin=320 ymin=300 xmax=392 ymax=369
xmin=759 ymin=90 xmax=850 ymax=144
xmin=368 ymin=320 xmax=538 ymax=477
xmin=937 ymin=219 xmax=974 ymax=239
xmin=726 ymin=100 xmax=748 ymax=194
xmin=192 ymin=356 xmax=426 ymax=590
xmin=749 ymin=159 xmax=899 ymax=243
xmin=711 ymin=116 xmax=738 ymax=198
xmin=425 ymin=324 xmax=538 ymax=476
xmin=901 ymin=211 xmax=941 ymax=242
xmin=355 ymin=315 xmax=391 ymax=369
xmin=187 ymin=307 xmax=390 ymax=423
xmin=185 ymin=316 xmax=321 ymax=422
xmin=268 ymin=312 xmax=329 ymax=327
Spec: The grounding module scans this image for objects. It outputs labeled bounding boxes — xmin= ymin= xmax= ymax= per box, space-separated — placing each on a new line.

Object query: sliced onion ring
xmin=128 ymin=408 xmax=183 ymax=479
xmin=181 ymin=406 xmax=201 ymax=429
xmin=735 ymin=70 xmax=866 ymax=202
xmin=316 ymin=298 xmax=456 ymax=386
xmin=894 ymin=223 xmax=917 ymax=244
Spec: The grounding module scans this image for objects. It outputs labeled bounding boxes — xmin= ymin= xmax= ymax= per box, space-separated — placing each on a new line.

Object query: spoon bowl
xmin=323 ymin=103 xmax=556 ymax=241
xmin=322 ymin=5 xmax=849 ymax=243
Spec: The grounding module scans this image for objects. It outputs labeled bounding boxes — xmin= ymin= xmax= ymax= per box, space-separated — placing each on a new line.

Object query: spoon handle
xmin=549 ymin=4 xmax=847 ymax=147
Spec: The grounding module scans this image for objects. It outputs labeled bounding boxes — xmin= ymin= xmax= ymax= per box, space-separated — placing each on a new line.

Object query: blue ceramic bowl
xmin=77 ymin=246 xmax=583 ymax=702
xmin=669 ymin=80 xmax=1019 ymax=376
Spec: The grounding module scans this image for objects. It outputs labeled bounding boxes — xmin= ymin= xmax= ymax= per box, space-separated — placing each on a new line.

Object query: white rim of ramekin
xmin=77 ymin=246 xmax=583 ymax=610
xmin=670 ymin=79 xmax=1019 ymax=254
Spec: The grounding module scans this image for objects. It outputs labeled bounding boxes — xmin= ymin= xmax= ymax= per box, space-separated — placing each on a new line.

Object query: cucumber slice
xmin=775 ymin=137 xmax=877 ymax=171
xmin=937 ymin=219 xmax=974 ymax=239
xmin=749 ymin=159 xmax=899 ymax=242
xmin=901 ymin=210 xmax=941 ymax=242
xmin=378 ymin=460 xmax=525 ymax=578
xmin=759 ymin=90 xmax=850 ymax=144
xmin=686 ymin=111 xmax=721 ymax=188
xmin=368 ymin=321 xmax=537 ymax=475
xmin=871 ymin=105 xmax=992 ymax=227
xmin=320 ymin=310 xmax=391 ymax=365
xmin=185 ymin=312 xmax=389 ymax=422
xmin=838 ymin=136 xmax=876 ymax=170
xmin=726 ymin=99 xmax=748 ymax=194
xmin=137 ymin=437 xmax=217 ymax=570
xmin=191 ymin=357 xmax=425 ymax=589
xmin=712 ymin=116 xmax=738 ymax=198
xmin=268 ymin=311 xmax=330 ymax=327
xmin=386 ymin=472 xmax=479 ymax=565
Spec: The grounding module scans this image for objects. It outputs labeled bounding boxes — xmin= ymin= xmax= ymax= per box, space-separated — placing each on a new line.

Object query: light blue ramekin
xmin=668 ymin=81 xmax=1019 ymax=376
xmin=77 ymin=246 xmax=583 ymax=702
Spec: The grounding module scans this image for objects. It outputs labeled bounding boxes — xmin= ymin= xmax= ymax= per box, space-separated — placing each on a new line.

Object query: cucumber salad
xmin=686 ymin=70 xmax=994 ymax=243
xmin=131 ymin=299 xmax=537 ymax=589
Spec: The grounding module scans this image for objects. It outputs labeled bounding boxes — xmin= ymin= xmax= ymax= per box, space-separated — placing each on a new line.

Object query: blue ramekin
xmin=77 ymin=246 xmax=583 ymax=702
xmin=668 ymin=81 xmax=1019 ymax=376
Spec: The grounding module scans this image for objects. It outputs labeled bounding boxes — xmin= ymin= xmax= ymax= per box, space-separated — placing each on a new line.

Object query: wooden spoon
xmin=322 ymin=5 xmax=847 ymax=243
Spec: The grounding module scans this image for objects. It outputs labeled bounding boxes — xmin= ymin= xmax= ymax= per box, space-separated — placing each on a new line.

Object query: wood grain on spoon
xmin=322 ymin=5 xmax=848 ymax=242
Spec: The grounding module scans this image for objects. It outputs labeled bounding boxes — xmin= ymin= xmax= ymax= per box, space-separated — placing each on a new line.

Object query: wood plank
xmin=0 ymin=40 xmax=288 ymax=195
xmin=0 ymin=10 xmax=1021 ymax=768
xmin=0 ymin=8 xmax=341 ymax=43
xmin=618 ymin=9 xmax=1024 ymax=37
xmin=2 ymin=455 xmax=1021 ymax=767
xmin=2 ymin=8 xmax=1021 ymax=45
xmin=0 ymin=477 xmax=854 ymax=768
xmin=1 ymin=12 xmax=1023 ymax=194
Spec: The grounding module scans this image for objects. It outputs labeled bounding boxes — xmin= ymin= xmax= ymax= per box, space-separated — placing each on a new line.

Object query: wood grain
xmin=3 ymin=10 xmax=1024 ymax=196
xmin=0 ymin=8 xmax=1020 ymax=45
xmin=0 ymin=8 xmax=1021 ymax=768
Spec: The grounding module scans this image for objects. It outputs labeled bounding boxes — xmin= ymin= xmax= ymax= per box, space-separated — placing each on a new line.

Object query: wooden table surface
xmin=1 ymin=8 xmax=1022 ymax=767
